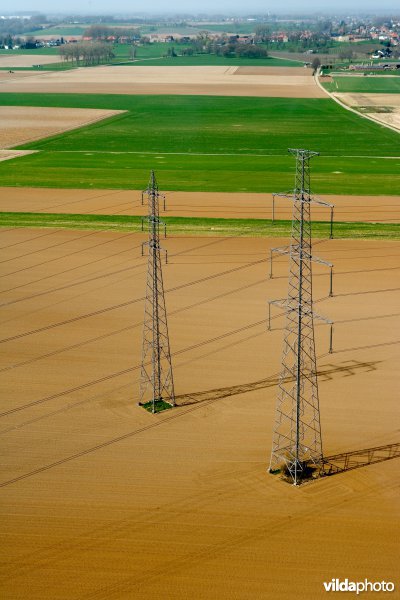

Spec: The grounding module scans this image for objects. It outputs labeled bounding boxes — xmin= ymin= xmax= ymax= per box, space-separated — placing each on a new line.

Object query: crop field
xmin=1 ymin=43 xmax=399 ymax=600
xmin=0 ymin=65 xmax=324 ymax=97
xmin=1 ymin=187 xmax=398 ymax=223
xmin=127 ymin=42 xmax=301 ymax=65
xmin=0 ymin=63 xmax=73 ymax=72
xmin=323 ymin=76 xmax=400 ymax=94
xmin=131 ymin=55 xmax=303 ymax=66
xmin=1 ymin=94 xmax=399 ymax=195
xmin=1 ymin=149 xmax=399 ymax=195
xmin=0 ymin=44 xmax=302 ymax=67
xmin=0 ymin=229 xmax=399 ymax=599
xmin=1 ymin=211 xmax=400 ymax=239
xmin=23 ymin=26 xmax=86 ymax=36
xmin=191 ymin=22 xmax=260 ymax=34
xmin=0 ymin=105 xmax=125 ymax=148
xmin=0 ymin=54 xmax=62 ymax=68
xmin=0 ymin=47 xmax=60 ymax=55
xmin=333 ymin=92 xmax=400 ymax=132
xmin=132 ymin=42 xmax=192 ymax=59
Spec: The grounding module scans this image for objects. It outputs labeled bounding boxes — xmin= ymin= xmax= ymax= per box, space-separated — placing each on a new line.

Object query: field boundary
xmin=1 ymin=211 xmax=399 ymax=239
xmin=0 ymin=149 xmax=38 ymax=162
xmin=3 ymin=107 xmax=128 ymax=150
xmin=13 ymin=149 xmax=400 ymax=159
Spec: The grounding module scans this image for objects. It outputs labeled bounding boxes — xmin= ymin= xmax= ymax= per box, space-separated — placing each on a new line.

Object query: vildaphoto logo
xmin=323 ymin=579 xmax=395 ymax=594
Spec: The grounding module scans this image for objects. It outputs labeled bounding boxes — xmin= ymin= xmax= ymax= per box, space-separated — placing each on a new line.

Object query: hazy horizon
xmin=3 ymin=1 xmax=400 ymax=16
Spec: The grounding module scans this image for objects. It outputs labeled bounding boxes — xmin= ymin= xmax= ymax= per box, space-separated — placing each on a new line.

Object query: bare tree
xmin=58 ymin=42 xmax=114 ymax=67
xmin=311 ymin=57 xmax=321 ymax=73
xmin=339 ymin=48 xmax=354 ymax=62
xmin=254 ymin=25 xmax=270 ymax=42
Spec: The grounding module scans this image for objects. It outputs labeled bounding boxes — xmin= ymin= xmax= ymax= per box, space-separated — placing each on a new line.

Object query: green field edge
xmin=1 ymin=212 xmax=399 ymax=240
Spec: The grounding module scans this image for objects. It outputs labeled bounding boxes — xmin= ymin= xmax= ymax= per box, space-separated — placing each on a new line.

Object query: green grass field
xmin=117 ymin=42 xmax=301 ymax=66
xmin=4 ymin=94 xmax=398 ymax=157
xmin=23 ymin=26 xmax=86 ymax=36
xmin=0 ymin=63 xmax=74 ymax=71
xmin=0 ymin=94 xmax=399 ymax=195
xmin=0 ymin=46 xmax=67 ymax=70
xmin=0 ymin=212 xmax=398 ymax=239
xmin=0 ymin=47 xmax=60 ymax=55
xmin=1 ymin=150 xmax=398 ymax=194
xmin=193 ymin=23 xmax=259 ymax=34
xmin=102 ymin=40 xmax=301 ymax=66
xmin=130 ymin=55 xmax=302 ymax=67
xmin=133 ymin=42 xmax=190 ymax=59
xmin=323 ymin=76 xmax=400 ymax=94
xmin=0 ymin=43 xmax=302 ymax=67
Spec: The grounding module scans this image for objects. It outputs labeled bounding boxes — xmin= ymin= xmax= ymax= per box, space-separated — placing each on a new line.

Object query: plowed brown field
xmin=0 ymin=65 xmax=325 ymax=97
xmin=1 ymin=187 xmax=399 ymax=223
xmin=0 ymin=106 xmax=125 ymax=149
xmin=0 ymin=54 xmax=61 ymax=68
xmin=335 ymin=92 xmax=400 ymax=132
xmin=0 ymin=229 xmax=399 ymax=599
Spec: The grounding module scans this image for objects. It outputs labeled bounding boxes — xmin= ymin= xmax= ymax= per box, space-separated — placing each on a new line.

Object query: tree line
xmin=83 ymin=25 xmax=140 ymax=41
xmin=59 ymin=42 xmax=114 ymax=65
xmin=0 ymin=14 xmax=47 ymax=48
xmin=167 ymin=34 xmax=268 ymax=59
xmin=0 ymin=15 xmax=46 ymax=36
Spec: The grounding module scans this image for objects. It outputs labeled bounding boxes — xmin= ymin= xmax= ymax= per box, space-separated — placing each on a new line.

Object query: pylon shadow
xmin=334 ymin=286 xmax=400 ymax=298
xmin=175 ymin=375 xmax=280 ymax=406
xmin=321 ymin=442 xmax=400 ymax=476
xmin=175 ymin=359 xmax=379 ymax=407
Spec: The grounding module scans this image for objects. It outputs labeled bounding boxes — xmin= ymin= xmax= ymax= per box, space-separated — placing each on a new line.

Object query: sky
xmin=5 ymin=0 xmax=400 ymax=14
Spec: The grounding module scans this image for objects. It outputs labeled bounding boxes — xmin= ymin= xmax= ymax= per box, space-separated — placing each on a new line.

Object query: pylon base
xmin=139 ymin=399 xmax=174 ymax=414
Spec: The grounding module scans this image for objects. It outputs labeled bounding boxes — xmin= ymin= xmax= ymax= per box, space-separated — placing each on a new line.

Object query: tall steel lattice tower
xmin=269 ymin=149 xmax=333 ymax=485
xmin=139 ymin=170 xmax=175 ymax=413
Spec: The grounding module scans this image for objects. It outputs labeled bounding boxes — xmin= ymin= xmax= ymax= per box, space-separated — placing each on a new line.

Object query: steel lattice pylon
xmin=269 ymin=149 xmax=332 ymax=485
xmin=139 ymin=170 xmax=175 ymax=413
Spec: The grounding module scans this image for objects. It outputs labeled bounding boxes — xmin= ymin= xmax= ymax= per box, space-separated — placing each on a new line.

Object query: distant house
xmin=350 ymin=63 xmax=395 ymax=71
xmin=149 ymin=34 xmax=174 ymax=43
xmin=237 ymin=35 xmax=254 ymax=44
xmin=372 ymin=48 xmax=392 ymax=59
xmin=271 ymin=32 xmax=289 ymax=43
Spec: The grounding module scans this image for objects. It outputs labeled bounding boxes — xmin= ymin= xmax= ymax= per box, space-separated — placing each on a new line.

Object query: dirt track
xmin=0 ymin=187 xmax=398 ymax=223
xmin=0 ymin=106 xmax=125 ymax=149
xmin=0 ymin=229 xmax=399 ymax=599
xmin=0 ymin=65 xmax=326 ymax=98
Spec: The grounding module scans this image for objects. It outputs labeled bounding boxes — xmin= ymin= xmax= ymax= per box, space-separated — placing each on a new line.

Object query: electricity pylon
xmin=139 ymin=170 xmax=175 ymax=413
xmin=268 ymin=149 xmax=333 ymax=485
